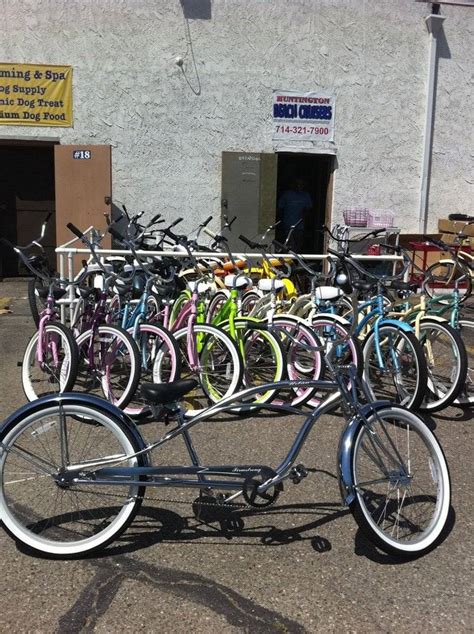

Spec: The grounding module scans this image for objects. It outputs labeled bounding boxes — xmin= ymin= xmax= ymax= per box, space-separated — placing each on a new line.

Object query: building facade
xmin=0 ymin=0 xmax=472 ymax=268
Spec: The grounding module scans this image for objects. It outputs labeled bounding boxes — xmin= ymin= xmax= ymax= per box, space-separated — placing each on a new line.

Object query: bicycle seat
xmin=314 ymin=286 xmax=342 ymax=300
xmin=258 ymin=278 xmax=285 ymax=292
xmin=390 ymin=280 xmax=418 ymax=293
xmin=141 ymin=379 xmax=198 ymax=405
xmin=225 ymin=274 xmax=252 ymax=289
xmin=351 ymin=279 xmax=374 ymax=292
xmin=37 ymin=287 xmax=68 ymax=300
xmin=112 ymin=282 xmax=133 ymax=296
xmin=78 ymin=286 xmax=100 ymax=299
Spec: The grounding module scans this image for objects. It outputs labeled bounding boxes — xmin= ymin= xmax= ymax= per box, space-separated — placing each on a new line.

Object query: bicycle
xmin=0 ymin=335 xmax=451 ymax=560
xmin=422 ymin=223 xmax=474 ymax=302
xmin=0 ymin=225 xmax=79 ymax=401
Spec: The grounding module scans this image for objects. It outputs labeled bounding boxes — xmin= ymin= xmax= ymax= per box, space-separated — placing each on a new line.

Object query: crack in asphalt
xmin=57 ymin=555 xmax=306 ymax=633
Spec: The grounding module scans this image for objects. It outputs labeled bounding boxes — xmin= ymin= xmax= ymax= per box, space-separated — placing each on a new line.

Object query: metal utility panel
xmin=221 ymin=152 xmax=277 ymax=251
xmin=54 ymin=145 xmax=111 ymax=268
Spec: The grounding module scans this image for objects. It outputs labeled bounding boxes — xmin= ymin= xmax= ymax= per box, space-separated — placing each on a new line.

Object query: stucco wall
xmin=0 ymin=0 xmax=472 ymax=233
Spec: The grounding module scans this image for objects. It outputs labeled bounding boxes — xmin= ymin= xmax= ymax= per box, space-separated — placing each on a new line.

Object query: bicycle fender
xmin=337 ymin=401 xmax=391 ymax=506
xmin=0 ymin=393 xmax=149 ymax=463
xmin=418 ymin=315 xmax=449 ymax=324
xmin=377 ymin=318 xmax=413 ymax=333
xmin=312 ymin=313 xmax=351 ymax=327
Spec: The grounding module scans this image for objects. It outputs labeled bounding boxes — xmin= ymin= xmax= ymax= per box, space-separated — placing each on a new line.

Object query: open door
xmin=54 ymin=145 xmax=112 ymax=270
xmin=221 ymin=152 xmax=277 ymax=251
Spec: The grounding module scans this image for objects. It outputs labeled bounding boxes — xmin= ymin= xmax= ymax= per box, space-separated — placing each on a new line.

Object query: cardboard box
xmin=438 ymin=219 xmax=474 ymax=237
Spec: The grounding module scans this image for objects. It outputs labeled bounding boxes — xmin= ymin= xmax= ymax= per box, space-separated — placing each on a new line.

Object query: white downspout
xmin=418 ymin=11 xmax=446 ymax=234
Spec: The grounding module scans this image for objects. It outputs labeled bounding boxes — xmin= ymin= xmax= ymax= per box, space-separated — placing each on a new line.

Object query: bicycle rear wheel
xmin=0 ymin=402 xmax=145 ymax=558
xmin=423 ymin=261 xmax=472 ymax=304
xmin=350 ymin=406 xmax=450 ymax=558
xmin=271 ymin=315 xmax=322 ymax=407
xmin=454 ymin=318 xmax=474 ymax=405
xmin=417 ymin=319 xmax=467 ymax=412
xmin=22 ymin=322 xmax=79 ymax=401
xmin=362 ymin=325 xmax=428 ymax=410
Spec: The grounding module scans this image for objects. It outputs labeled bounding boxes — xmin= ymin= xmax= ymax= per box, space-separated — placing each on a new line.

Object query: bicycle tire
xmin=22 ymin=321 xmax=79 ymax=401
xmin=240 ymin=290 xmax=261 ymax=317
xmin=206 ymin=289 xmax=230 ymax=324
xmin=125 ymin=323 xmax=181 ymax=418
xmin=27 ymin=277 xmax=48 ymax=328
xmin=423 ymin=260 xmax=472 ymax=304
xmin=309 ymin=314 xmax=363 ymax=407
xmin=75 ymin=324 xmax=141 ymax=409
xmin=417 ymin=318 xmax=468 ymax=412
xmin=0 ymin=402 xmax=146 ymax=558
xmin=362 ymin=325 xmax=428 ymax=410
xmin=165 ymin=324 xmax=243 ymax=415
xmin=270 ymin=315 xmax=322 ymax=407
xmin=454 ymin=318 xmax=474 ymax=405
xmin=220 ymin=318 xmax=286 ymax=406
xmin=350 ymin=406 xmax=451 ymax=558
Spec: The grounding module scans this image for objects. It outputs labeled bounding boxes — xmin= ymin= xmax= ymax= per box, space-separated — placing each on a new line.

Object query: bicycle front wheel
xmin=363 ymin=325 xmax=428 ymax=410
xmin=350 ymin=406 xmax=450 ymax=558
xmin=22 ymin=322 xmax=79 ymax=401
xmin=0 ymin=402 xmax=146 ymax=558
xmin=168 ymin=324 xmax=243 ymax=415
xmin=75 ymin=325 xmax=141 ymax=409
xmin=222 ymin=318 xmax=285 ymax=406
xmin=271 ymin=315 xmax=322 ymax=407
xmin=125 ymin=323 xmax=181 ymax=417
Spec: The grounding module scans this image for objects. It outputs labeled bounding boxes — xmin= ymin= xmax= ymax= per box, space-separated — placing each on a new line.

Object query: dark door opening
xmin=276 ymin=153 xmax=333 ymax=254
xmin=0 ymin=142 xmax=56 ymax=277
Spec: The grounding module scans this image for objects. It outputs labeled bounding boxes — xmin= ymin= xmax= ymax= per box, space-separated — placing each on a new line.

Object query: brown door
xmin=54 ymin=145 xmax=112 ymax=270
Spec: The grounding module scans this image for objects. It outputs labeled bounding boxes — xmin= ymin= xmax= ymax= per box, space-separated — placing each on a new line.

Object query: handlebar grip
xmin=239 ymin=234 xmax=261 ymax=250
xmin=203 ymin=215 xmax=213 ymax=226
xmin=45 ymin=212 xmax=53 ymax=224
xmin=150 ymin=213 xmax=162 ymax=225
xmin=203 ymin=226 xmax=217 ymax=239
xmin=371 ymin=228 xmax=386 ymax=237
xmin=67 ymin=223 xmax=84 ymax=239
xmin=170 ymin=217 xmax=183 ymax=229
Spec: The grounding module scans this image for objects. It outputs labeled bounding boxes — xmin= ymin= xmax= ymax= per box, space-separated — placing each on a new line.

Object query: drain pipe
xmin=418 ymin=5 xmax=446 ymax=233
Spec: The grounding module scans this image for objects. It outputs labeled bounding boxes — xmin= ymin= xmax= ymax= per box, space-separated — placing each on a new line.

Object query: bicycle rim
xmin=0 ymin=404 xmax=144 ymax=557
xmin=350 ymin=407 xmax=450 ymax=557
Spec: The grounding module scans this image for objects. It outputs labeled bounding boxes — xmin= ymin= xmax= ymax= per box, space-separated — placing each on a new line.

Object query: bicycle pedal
xmin=290 ymin=464 xmax=308 ymax=484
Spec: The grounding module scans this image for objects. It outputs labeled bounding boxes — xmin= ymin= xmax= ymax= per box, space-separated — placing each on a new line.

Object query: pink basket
xmin=343 ymin=207 xmax=368 ymax=227
xmin=367 ymin=209 xmax=395 ymax=228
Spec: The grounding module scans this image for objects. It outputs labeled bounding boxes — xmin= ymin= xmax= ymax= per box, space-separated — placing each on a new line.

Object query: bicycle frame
xmin=44 ymin=371 xmax=391 ymax=507
xmin=36 ymin=294 xmax=60 ymax=367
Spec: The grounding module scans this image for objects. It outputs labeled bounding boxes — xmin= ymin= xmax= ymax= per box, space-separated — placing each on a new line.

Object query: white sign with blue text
xmin=272 ymin=91 xmax=335 ymax=142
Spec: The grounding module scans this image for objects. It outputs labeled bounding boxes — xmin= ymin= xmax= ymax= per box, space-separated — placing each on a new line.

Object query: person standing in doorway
xmin=277 ymin=177 xmax=312 ymax=252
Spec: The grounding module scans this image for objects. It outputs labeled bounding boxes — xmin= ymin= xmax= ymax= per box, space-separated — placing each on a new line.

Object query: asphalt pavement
xmin=0 ymin=278 xmax=472 ymax=633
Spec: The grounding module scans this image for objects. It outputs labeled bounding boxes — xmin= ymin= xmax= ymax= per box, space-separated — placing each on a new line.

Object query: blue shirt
xmin=278 ymin=190 xmax=312 ymax=229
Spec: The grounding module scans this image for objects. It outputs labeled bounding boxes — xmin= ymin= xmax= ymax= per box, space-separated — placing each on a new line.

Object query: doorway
xmin=0 ymin=141 xmax=56 ymax=276
xmin=276 ymin=153 xmax=333 ymax=254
